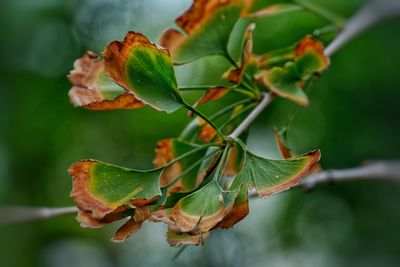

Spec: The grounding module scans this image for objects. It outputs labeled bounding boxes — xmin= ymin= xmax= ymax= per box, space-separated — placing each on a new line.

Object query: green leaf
xmin=231 ymin=143 xmax=320 ymax=198
xmin=69 ymin=160 xmax=162 ymax=219
xmin=258 ymin=65 xmax=309 ymax=106
xmin=160 ymin=0 xmax=243 ymax=64
xmin=172 ymin=180 xmax=236 ymax=233
xmin=104 ymin=32 xmax=183 ymax=113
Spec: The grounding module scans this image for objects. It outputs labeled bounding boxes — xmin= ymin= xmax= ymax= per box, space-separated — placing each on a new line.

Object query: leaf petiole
xmin=183 ymin=102 xmax=227 ymax=140
xmin=165 ymin=149 xmax=222 ymax=188
xmin=163 ymin=142 xmax=221 ymax=169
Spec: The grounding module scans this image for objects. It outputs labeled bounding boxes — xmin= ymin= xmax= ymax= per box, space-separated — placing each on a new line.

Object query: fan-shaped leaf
xmin=103 ymin=32 xmax=183 ymax=113
xmin=69 ymin=160 xmax=162 ymax=219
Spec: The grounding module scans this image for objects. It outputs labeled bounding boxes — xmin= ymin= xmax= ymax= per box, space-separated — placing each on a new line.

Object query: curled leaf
xmin=171 ymin=180 xmax=236 ymax=233
xmin=232 ymin=143 xmax=321 ymax=198
xmin=274 ymin=128 xmax=292 ymax=159
xmin=76 ymin=205 xmax=133 ymax=228
xmin=111 ymin=206 xmax=152 ymax=243
xmin=228 ymin=23 xmax=255 ymax=84
xmin=69 ymin=160 xmax=162 ymax=219
xmin=67 ymin=52 xmax=144 ymax=110
xmin=294 ymin=35 xmax=330 ymax=73
xmin=256 ymin=36 xmax=329 ymax=106
xmin=160 ymin=0 xmax=243 ymax=64
xmin=274 ymin=128 xmax=322 ymax=173
xmin=103 ymin=31 xmax=183 ymax=113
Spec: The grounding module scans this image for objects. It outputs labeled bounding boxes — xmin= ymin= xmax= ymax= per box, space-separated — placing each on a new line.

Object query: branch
xmin=228 ymin=92 xmax=272 ymax=139
xmin=0 ymin=206 xmax=78 ymax=226
xmin=325 ymin=0 xmax=400 ymax=56
xmin=249 ymin=160 xmax=400 ymax=198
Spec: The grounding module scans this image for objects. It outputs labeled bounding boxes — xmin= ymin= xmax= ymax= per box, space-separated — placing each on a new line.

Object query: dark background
xmin=0 ymin=0 xmax=399 ymax=266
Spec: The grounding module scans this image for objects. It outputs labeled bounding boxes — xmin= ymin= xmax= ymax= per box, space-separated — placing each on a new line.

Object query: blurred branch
xmin=325 ymin=0 xmax=400 ymax=56
xmin=249 ymin=160 xmax=400 ymax=198
xmin=0 ymin=206 xmax=77 ymax=226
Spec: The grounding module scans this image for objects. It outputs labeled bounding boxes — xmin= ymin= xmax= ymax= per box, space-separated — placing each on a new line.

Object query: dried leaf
xmin=67 ymin=51 xmax=145 ymax=110
xmin=195 ymin=86 xmax=230 ymax=106
xmin=228 ymin=23 xmax=255 ymax=84
xmin=111 ymin=206 xmax=151 ymax=243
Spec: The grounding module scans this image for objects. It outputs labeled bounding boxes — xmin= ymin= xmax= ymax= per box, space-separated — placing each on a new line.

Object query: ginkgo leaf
xmin=67 ymin=51 xmax=145 ymax=110
xmin=256 ymin=36 xmax=329 ymax=106
xmin=171 ymin=180 xmax=236 ymax=233
xmin=232 ymin=146 xmax=320 ymax=198
xmin=257 ymin=64 xmax=309 ymax=106
xmin=103 ymin=31 xmax=183 ymax=113
xmin=69 ymin=160 xmax=162 ymax=219
xmin=160 ymin=0 xmax=243 ymax=64
xmin=153 ymin=139 xmax=207 ymax=192
xmin=167 ymin=230 xmax=209 ymax=247
xmin=228 ymin=23 xmax=255 ymax=84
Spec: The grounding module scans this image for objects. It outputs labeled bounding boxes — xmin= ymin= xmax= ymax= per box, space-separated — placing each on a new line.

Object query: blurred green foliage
xmin=0 ymin=0 xmax=399 ymax=267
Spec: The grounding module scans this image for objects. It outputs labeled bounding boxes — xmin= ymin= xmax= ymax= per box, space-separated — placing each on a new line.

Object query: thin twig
xmin=0 ymin=206 xmax=78 ymax=226
xmin=325 ymin=0 xmax=400 ymax=56
xmin=228 ymin=93 xmax=272 ymax=139
xmin=249 ymin=160 xmax=400 ymax=198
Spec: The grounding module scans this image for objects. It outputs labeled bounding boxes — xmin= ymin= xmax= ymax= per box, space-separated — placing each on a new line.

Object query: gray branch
xmin=249 ymin=160 xmax=400 ymax=198
xmin=325 ymin=0 xmax=400 ymax=56
xmin=0 ymin=206 xmax=78 ymax=226
xmin=228 ymin=92 xmax=272 ymax=139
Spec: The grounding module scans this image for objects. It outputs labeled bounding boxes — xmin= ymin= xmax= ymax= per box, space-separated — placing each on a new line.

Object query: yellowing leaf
xmin=69 ymin=160 xmax=162 ymax=219
xmin=195 ymin=86 xmax=230 ymax=107
xmin=228 ymin=23 xmax=255 ymax=84
xmin=232 ymin=147 xmax=320 ymax=198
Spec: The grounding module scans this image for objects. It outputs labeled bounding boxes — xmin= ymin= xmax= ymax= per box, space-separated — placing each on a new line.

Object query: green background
xmin=0 ymin=0 xmax=399 ymax=266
